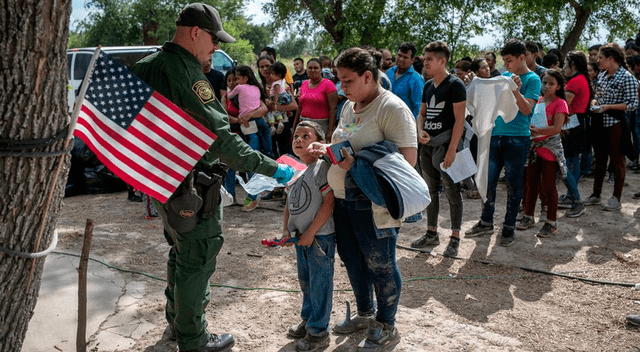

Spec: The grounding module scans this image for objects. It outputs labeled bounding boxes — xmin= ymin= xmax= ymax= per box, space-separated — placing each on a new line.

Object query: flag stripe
xmin=74 ymin=125 xmax=172 ymax=202
xmin=78 ymin=104 xmax=180 ymax=191
xmin=143 ymin=102 xmax=212 ymax=152
xmin=152 ymin=92 xmax=217 ymax=143
xmin=126 ymin=121 xmax=194 ymax=172
xmin=80 ymin=105 xmax=187 ymax=183
xmin=136 ymin=108 xmax=203 ymax=162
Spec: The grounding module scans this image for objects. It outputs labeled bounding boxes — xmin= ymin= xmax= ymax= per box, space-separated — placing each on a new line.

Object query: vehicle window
xmin=109 ymin=49 xmax=158 ymax=69
xmin=213 ymin=51 xmax=233 ymax=72
xmin=67 ymin=53 xmax=73 ymax=80
xmin=73 ymin=53 xmax=93 ymax=81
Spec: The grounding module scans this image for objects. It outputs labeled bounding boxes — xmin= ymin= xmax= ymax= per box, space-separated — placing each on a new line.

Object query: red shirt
xmin=535 ymin=97 xmax=569 ymax=161
xmin=565 ymin=74 xmax=589 ymax=115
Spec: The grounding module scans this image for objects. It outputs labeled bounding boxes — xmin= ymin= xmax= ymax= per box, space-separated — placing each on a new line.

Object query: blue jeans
xmin=480 ymin=135 xmax=530 ymax=230
xmin=562 ymin=156 xmax=581 ymax=201
xmin=253 ymin=118 xmax=273 ymax=158
xmin=223 ymin=168 xmax=236 ymax=198
xmin=334 ymin=199 xmax=401 ymax=326
xmin=296 ymin=234 xmax=336 ymax=335
xmin=243 ymin=128 xmax=261 ymax=201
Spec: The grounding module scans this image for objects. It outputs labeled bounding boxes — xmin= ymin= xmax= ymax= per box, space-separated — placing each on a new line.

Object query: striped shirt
xmin=594 ymin=68 xmax=639 ymax=128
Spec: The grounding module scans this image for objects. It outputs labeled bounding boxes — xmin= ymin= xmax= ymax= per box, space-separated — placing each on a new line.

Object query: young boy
xmin=410 ymin=41 xmax=466 ymax=258
xmin=283 ymin=121 xmax=336 ymax=351
xmin=465 ymin=38 xmax=541 ymax=246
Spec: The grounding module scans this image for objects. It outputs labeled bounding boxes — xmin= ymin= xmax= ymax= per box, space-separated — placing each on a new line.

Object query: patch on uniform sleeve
xmin=192 ymin=80 xmax=215 ymax=104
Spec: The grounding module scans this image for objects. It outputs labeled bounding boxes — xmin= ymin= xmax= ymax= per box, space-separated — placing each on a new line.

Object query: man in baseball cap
xmin=176 ymin=3 xmax=235 ymax=44
xmin=131 ymin=2 xmax=295 ymax=352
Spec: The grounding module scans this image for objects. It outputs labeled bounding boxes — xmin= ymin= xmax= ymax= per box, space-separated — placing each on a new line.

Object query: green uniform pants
xmin=156 ymin=199 xmax=224 ymax=351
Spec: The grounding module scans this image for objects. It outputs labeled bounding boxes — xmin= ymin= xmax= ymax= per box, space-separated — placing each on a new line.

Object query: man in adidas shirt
xmin=410 ymin=41 xmax=466 ymax=258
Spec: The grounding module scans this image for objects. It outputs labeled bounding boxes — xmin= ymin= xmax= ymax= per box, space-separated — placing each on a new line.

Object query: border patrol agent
xmin=131 ymin=3 xmax=293 ymax=352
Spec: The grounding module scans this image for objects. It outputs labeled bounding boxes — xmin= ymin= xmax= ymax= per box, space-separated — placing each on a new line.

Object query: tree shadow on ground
xmin=395 ymin=186 xmax=640 ymax=323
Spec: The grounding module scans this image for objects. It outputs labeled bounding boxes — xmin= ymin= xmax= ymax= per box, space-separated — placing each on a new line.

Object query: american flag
xmin=73 ymin=51 xmax=217 ymax=203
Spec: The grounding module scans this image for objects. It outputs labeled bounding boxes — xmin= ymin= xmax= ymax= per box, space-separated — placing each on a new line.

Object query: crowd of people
xmin=128 ymin=3 xmax=640 ymax=352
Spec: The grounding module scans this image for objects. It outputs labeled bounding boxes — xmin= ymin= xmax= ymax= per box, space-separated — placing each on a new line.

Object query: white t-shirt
xmin=328 ymin=89 xmax=417 ymax=227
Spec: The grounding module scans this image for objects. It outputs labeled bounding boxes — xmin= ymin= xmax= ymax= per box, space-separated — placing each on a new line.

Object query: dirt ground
xmin=55 ymin=171 xmax=640 ymax=352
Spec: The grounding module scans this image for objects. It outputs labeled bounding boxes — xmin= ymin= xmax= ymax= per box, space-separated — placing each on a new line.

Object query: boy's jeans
xmin=480 ymin=135 xmax=530 ymax=230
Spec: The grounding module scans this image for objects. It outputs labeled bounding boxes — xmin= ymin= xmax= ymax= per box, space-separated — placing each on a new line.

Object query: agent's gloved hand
xmin=272 ymin=164 xmax=294 ymax=184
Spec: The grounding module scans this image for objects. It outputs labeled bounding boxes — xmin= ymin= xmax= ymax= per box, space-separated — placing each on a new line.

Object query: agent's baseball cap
xmin=175 ymin=3 xmax=235 ymax=43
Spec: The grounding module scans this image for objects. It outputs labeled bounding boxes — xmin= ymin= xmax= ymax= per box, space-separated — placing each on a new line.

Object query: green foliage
xmin=276 ymin=32 xmax=309 ymax=58
xmin=240 ymin=23 xmax=276 ymax=55
xmin=70 ymin=0 xmax=259 ymax=64
xmin=264 ymin=0 xmax=489 ymax=65
xmin=219 ymin=18 xmax=258 ymax=65
xmin=492 ymin=0 xmax=640 ymax=51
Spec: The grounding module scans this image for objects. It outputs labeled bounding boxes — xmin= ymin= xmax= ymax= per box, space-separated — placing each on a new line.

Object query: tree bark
xmin=0 ymin=1 xmax=71 ymax=351
xmin=561 ymin=1 xmax=592 ymax=56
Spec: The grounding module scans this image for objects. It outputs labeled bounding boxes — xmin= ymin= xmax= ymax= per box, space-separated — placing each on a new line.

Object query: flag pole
xmin=24 ymin=47 xmax=102 ymax=293
xmin=68 ymin=46 xmax=102 ymax=140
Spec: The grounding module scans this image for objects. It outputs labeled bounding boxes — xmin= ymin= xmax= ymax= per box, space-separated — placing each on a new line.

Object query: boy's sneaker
xmin=242 ymin=197 xmax=259 ymax=212
xmin=566 ymin=201 xmax=586 ymax=218
xmin=443 ymin=237 xmax=459 ymax=258
xmin=516 ymin=210 xmax=525 ymax=221
xmin=410 ymin=230 xmax=439 ymax=248
xmin=333 ymin=314 xmax=374 ymax=334
xmin=536 ymin=222 xmax=557 ymax=238
xmin=583 ymin=195 xmax=601 ymax=206
xmin=288 ymin=320 xmax=307 ymax=338
xmin=516 ymin=215 xmax=535 ymax=230
xmin=465 ymin=221 xmax=494 ymax=237
xmin=602 ymin=196 xmax=621 ymax=211
xmin=296 ymin=332 xmax=329 ymax=352
xmin=557 ymin=195 xmax=573 ymax=209
xmin=499 ymin=228 xmax=515 ymax=247
xmin=358 ymin=320 xmax=400 ymax=352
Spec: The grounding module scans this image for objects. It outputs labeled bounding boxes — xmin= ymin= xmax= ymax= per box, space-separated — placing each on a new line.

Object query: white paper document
xmin=440 ymin=148 xmax=478 ymax=183
xmin=530 ymin=102 xmax=548 ymax=129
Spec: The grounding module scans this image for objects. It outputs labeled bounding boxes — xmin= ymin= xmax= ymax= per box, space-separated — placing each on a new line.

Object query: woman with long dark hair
xmin=556 ymin=51 xmax=592 ymax=217
xmin=308 ymin=47 xmax=417 ymax=350
xmin=583 ymin=43 xmax=639 ymax=211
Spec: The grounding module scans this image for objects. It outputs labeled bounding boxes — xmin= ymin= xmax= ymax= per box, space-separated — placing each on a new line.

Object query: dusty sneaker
xmin=535 ymin=222 xmax=557 ymax=238
xmin=465 ymin=221 xmax=494 ymax=237
xmin=516 ymin=215 xmax=535 ymax=230
xmin=410 ymin=230 xmax=439 ymax=248
xmin=333 ymin=313 xmax=374 ymax=334
xmin=296 ymin=332 xmax=329 ymax=352
xmin=557 ymin=195 xmax=573 ymax=209
xmin=583 ymin=195 xmax=600 ymax=206
xmin=443 ymin=237 xmax=459 ymax=258
xmin=242 ymin=197 xmax=259 ymax=212
xmin=288 ymin=320 xmax=307 ymax=339
xmin=602 ymin=196 xmax=621 ymax=211
xmin=358 ymin=320 xmax=400 ymax=352
xmin=499 ymin=228 xmax=515 ymax=247
xmin=566 ymin=201 xmax=586 ymax=218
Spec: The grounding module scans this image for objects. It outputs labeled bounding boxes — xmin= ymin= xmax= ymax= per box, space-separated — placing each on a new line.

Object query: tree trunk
xmin=561 ymin=2 xmax=592 ymax=56
xmin=0 ymin=1 xmax=71 ymax=351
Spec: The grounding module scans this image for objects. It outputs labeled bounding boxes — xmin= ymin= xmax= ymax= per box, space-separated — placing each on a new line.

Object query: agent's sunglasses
xmin=201 ymin=28 xmax=220 ymax=44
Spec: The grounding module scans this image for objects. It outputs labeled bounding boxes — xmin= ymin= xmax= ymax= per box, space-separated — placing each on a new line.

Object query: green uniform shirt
xmin=131 ymin=42 xmax=277 ymax=176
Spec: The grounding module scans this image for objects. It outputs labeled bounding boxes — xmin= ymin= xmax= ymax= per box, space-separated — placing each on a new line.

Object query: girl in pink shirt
xmin=226 ymin=65 xmax=266 ymax=120
xmin=519 ymin=70 xmax=569 ymax=238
